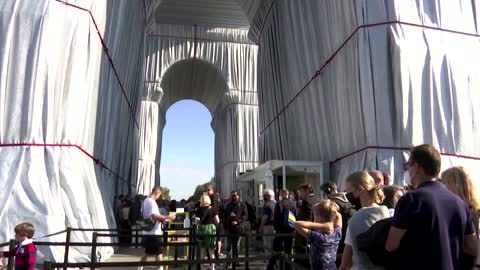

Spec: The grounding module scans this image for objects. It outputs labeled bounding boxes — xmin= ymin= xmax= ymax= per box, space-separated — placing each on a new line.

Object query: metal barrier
xmin=0 ymin=227 xmax=298 ymax=270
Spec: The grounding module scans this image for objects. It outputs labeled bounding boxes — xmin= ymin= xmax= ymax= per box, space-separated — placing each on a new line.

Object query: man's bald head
xmin=151 ymin=186 xmax=162 ymax=200
xmin=369 ymin=170 xmax=384 ymax=187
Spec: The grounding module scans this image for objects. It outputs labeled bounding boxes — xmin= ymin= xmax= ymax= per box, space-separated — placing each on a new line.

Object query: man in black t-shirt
xmin=385 ymin=144 xmax=478 ymax=270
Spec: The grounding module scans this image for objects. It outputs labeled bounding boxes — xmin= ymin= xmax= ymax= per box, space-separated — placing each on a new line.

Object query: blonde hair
xmin=313 ymin=199 xmax=339 ymax=222
xmin=441 ymin=166 xmax=480 ymax=209
xmin=199 ymin=194 xmax=211 ymax=207
xmin=346 ymin=171 xmax=385 ymax=204
xmin=15 ymin=223 xmax=35 ymax=239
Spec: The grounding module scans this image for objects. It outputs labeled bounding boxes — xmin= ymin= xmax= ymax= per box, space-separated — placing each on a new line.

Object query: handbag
xmin=136 ymin=218 xmax=155 ymax=231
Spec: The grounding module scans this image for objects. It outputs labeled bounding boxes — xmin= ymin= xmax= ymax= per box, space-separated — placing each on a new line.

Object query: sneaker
xmin=137 ymin=267 xmax=143 ymax=270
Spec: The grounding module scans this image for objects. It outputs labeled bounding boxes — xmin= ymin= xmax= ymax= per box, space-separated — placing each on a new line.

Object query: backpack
xmin=356 ymin=217 xmax=397 ymax=267
xmin=136 ymin=199 xmax=156 ymax=232
xmin=274 ymin=200 xmax=296 ymax=232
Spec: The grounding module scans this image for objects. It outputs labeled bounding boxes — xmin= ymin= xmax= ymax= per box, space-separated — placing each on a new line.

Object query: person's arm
xmin=294 ymin=222 xmax=309 ymax=238
xmin=152 ymin=212 xmax=175 ymax=222
xmin=464 ymin=208 xmax=478 ymax=256
xmin=213 ymin=214 xmax=220 ymax=225
xmin=338 ymin=244 xmax=353 ymax=270
xmin=385 ymin=226 xmax=406 ymax=252
xmin=334 ymin=211 xmax=343 ymax=228
xmin=385 ymin=194 xmax=414 ymax=252
xmin=295 ymin=220 xmax=333 ymax=233
xmin=464 ymin=233 xmax=478 ymax=256
xmin=25 ymin=244 xmax=36 ymax=270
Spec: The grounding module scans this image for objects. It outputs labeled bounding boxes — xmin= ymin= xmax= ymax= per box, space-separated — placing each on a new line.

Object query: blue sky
xmin=160 ymin=100 xmax=214 ymax=200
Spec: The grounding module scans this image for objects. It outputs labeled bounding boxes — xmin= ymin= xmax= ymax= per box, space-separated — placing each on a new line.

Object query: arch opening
xmin=160 ymin=99 xmax=214 ymax=200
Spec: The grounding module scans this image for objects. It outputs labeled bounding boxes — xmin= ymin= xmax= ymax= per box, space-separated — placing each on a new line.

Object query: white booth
xmin=236 ymin=160 xmax=329 ymax=207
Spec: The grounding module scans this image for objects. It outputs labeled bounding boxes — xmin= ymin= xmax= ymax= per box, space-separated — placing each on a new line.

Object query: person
xmin=381 ymin=185 xmax=404 ymax=217
xmin=0 ymin=223 xmax=36 ymax=270
xmin=320 ymin=182 xmax=356 ymax=265
xmin=118 ymin=199 xmax=132 ymax=244
xmin=138 ymin=187 xmax=176 ymax=270
xmin=214 ymin=192 xmax=225 ymax=257
xmin=195 ymin=194 xmax=220 ymax=270
xmin=224 ymin=190 xmax=248 ymax=267
xmin=441 ymin=166 xmax=480 ymax=268
xmin=385 ymin=144 xmax=478 ymax=270
xmin=369 ymin=170 xmax=384 ymax=187
xmin=294 ymin=183 xmax=321 ymax=268
xmin=259 ymin=189 xmax=276 ymax=255
xmin=382 ymin=172 xmax=392 ymax=186
xmin=295 ymin=200 xmax=342 ymax=270
xmin=129 ymin=195 xmax=143 ymax=227
xmin=339 ymin=171 xmax=389 ymax=270
xmin=267 ymin=189 xmax=296 ymax=270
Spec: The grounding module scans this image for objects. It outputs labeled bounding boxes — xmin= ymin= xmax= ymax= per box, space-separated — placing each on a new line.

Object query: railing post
xmin=7 ymin=239 xmax=16 ymax=270
xmin=63 ymin=227 xmax=72 ymax=270
xmin=135 ymin=226 xmax=139 ymax=248
xmin=43 ymin=260 xmax=53 ymax=270
xmin=280 ymin=251 xmax=286 ymax=270
xmin=187 ymin=228 xmax=192 ymax=270
xmin=90 ymin=232 xmax=98 ymax=270
xmin=244 ymin=233 xmax=249 ymax=270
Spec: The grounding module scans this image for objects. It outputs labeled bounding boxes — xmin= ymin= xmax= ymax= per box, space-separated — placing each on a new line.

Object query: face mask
xmin=279 ymin=196 xmax=283 ymax=201
xmin=404 ymin=164 xmax=417 ymax=188
xmin=346 ymin=191 xmax=361 ymax=209
xmin=403 ymin=170 xmax=412 ymax=187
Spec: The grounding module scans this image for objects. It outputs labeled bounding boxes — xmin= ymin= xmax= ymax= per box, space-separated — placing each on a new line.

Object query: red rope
xmin=0 ymin=143 xmax=127 ymax=182
xmin=55 ymin=0 xmax=139 ymax=129
xmin=260 ymin=20 xmax=480 ymax=135
xmin=329 ymin=145 xmax=480 ymax=166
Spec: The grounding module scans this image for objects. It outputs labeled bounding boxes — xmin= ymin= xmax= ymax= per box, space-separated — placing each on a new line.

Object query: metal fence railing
xmin=1 ymin=227 xmax=299 ymax=270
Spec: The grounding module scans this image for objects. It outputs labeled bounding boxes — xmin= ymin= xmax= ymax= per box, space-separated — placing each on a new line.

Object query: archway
xmin=138 ymin=56 xmax=258 ymax=196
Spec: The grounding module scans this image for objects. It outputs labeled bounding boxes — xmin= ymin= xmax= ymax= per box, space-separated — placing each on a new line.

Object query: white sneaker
xmin=137 ymin=267 xmax=143 ymax=270
xmin=158 ymin=267 xmax=164 ymax=270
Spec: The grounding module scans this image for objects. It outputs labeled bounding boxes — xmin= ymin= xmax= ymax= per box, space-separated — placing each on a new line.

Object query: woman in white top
xmin=339 ymin=171 xmax=390 ymax=270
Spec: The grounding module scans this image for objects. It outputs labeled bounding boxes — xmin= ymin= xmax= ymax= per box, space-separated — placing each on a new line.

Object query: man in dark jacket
xmin=224 ymin=190 xmax=248 ymax=266
xmin=294 ymin=184 xmax=321 ymax=268
xmin=267 ymin=189 xmax=296 ymax=270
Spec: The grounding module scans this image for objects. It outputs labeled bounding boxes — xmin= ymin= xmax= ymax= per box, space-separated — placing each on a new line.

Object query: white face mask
xmin=279 ymin=196 xmax=283 ymax=201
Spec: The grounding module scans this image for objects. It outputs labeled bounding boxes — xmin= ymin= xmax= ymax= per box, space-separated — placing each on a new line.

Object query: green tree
xmin=160 ymin=186 xmax=171 ymax=201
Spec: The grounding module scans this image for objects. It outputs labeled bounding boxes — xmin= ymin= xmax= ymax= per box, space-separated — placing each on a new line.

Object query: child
xmin=294 ymin=199 xmax=342 ymax=270
xmin=0 ymin=223 xmax=37 ymax=270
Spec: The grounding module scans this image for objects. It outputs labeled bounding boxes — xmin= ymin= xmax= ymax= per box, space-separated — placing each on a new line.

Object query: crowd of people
xmin=1 ymin=143 xmax=477 ymax=270
xmin=113 ymin=144 xmax=479 ymax=270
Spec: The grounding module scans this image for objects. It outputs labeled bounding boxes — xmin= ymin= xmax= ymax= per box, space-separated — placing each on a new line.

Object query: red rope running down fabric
xmin=55 ymin=0 xmax=139 ymax=129
xmin=329 ymin=145 xmax=480 ymax=166
xmin=0 ymin=143 xmax=127 ymax=182
xmin=260 ymin=20 xmax=480 ymax=136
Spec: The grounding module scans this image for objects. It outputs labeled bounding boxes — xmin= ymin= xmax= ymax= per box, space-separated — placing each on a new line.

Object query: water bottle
xmin=183 ymin=216 xmax=191 ymax=229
